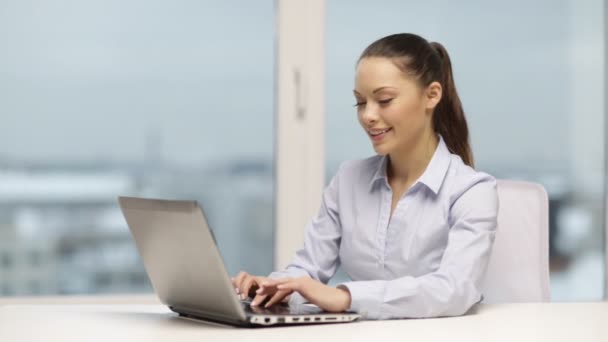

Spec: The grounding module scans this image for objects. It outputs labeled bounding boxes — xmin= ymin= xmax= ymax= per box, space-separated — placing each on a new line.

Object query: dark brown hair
xmin=359 ymin=33 xmax=474 ymax=167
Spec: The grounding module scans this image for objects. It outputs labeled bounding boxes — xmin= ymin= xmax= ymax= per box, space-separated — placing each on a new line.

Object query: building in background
xmin=0 ymin=157 xmax=274 ymax=295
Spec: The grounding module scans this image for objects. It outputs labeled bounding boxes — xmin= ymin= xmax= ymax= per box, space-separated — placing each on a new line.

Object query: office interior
xmin=0 ymin=0 xmax=606 ymax=307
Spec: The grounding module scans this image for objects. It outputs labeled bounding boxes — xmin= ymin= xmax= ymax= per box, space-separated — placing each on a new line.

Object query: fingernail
xmin=277 ymin=285 xmax=285 ymax=289
xmin=251 ymin=300 xmax=258 ymax=306
xmin=256 ymin=288 xmax=262 ymax=294
xmin=241 ymin=294 xmax=246 ymax=300
xmin=235 ymin=288 xmax=240 ymax=294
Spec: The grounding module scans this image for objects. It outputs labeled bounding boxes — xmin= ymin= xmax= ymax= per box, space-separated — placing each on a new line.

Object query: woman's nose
xmin=360 ymin=106 xmax=379 ymax=125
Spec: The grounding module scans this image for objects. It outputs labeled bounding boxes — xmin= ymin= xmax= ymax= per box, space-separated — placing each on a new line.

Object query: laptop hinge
xmin=170 ymin=305 xmax=249 ymax=325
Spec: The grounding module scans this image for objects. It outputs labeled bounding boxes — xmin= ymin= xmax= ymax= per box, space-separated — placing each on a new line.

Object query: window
xmin=0 ymin=0 xmax=275 ymax=295
xmin=1 ymin=0 xmax=605 ymax=301
xmin=1 ymin=253 xmax=12 ymax=268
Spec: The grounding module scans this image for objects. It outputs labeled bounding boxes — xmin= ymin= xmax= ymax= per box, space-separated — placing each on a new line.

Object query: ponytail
xmin=429 ymin=42 xmax=474 ymax=167
xmin=360 ymin=34 xmax=474 ymax=167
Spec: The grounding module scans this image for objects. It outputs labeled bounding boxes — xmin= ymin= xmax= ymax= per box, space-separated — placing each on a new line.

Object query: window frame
xmin=274 ymin=0 xmax=326 ymax=270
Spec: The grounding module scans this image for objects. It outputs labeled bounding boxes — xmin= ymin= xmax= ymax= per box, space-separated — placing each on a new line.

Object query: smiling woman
xmin=234 ymin=33 xmax=499 ymax=319
xmin=325 ymin=0 xmax=606 ymax=302
xmin=354 ymin=35 xmax=472 ymax=169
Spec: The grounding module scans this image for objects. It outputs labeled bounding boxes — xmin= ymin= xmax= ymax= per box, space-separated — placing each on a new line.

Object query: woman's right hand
xmin=231 ymin=271 xmax=292 ymax=307
xmin=232 ymin=271 xmax=269 ymax=300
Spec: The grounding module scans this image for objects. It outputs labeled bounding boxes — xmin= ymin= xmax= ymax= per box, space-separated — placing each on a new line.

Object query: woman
xmin=232 ymin=33 xmax=498 ymax=319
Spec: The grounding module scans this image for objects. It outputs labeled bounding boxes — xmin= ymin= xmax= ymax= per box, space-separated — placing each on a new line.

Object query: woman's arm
xmin=242 ymin=164 xmax=345 ymax=306
xmin=339 ymin=177 xmax=498 ymax=319
xmin=269 ymin=165 xmax=344 ymax=283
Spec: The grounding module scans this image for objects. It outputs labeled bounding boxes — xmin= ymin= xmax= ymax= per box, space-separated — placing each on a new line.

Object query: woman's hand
xmin=231 ymin=271 xmax=270 ymax=300
xmin=232 ymin=271 xmax=291 ymax=306
xmin=256 ymin=277 xmax=352 ymax=313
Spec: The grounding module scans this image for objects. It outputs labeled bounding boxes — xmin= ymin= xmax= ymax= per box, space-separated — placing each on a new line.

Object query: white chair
xmin=480 ymin=179 xmax=551 ymax=303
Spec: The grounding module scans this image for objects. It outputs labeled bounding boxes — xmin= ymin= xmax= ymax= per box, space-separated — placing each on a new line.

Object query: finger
xmin=232 ymin=271 xmax=248 ymax=293
xmin=258 ymin=278 xmax=291 ymax=291
xmin=250 ymin=294 xmax=268 ymax=307
xmin=234 ymin=271 xmax=247 ymax=285
xmin=255 ymin=284 xmax=272 ymax=296
xmin=240 ymin=276 xmax=255 ymax=300
xmin=247 ymin=279 xmax=262 ymax=299
xmin=277 ymin=280 xmax=316 ymax=304
xmin=265 ymin=289 xmax=292 ymax=308
xmin=276 ymin=281 xmax=301 ymax=292
xmin=253 ymin=281 xmax=273 ymax=296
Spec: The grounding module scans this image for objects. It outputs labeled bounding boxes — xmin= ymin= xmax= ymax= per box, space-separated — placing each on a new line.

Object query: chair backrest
xmin=480 ymin=179 xmax=551 ymax=303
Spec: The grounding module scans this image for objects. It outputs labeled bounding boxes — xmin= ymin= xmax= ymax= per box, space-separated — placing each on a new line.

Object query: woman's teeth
xmin=370 ymin=128 xmax=391 ymax=136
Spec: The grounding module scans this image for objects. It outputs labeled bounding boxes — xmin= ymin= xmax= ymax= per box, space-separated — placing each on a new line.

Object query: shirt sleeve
xmin=268 ymin=164 xmax=343 ymax=284
xmin=338 ymin=176 xmax=498 ymax=319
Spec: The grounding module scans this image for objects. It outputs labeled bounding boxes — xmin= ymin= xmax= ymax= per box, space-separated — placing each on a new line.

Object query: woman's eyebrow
xmin=353 ymin=86 xmax=397 ymax=96
xmin=372 ymin=86 xmax=397 ymax=94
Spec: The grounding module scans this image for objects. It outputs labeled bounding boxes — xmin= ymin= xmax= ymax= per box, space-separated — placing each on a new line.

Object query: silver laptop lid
xmin=118 ymin=196 xmax=246 ymax=323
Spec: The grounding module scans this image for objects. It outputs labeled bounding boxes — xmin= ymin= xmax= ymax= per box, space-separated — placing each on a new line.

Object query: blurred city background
xmin=0 ymin=0 xmax=605 ymax=301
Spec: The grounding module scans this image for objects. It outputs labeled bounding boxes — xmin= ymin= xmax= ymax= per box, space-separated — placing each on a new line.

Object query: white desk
xmin=0 ymin=299 xmax=606 ymax=342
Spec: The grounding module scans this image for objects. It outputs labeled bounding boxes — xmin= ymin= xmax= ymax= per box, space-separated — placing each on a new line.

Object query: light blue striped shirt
xmin=270 ymin=136 xmax=499 ymax=319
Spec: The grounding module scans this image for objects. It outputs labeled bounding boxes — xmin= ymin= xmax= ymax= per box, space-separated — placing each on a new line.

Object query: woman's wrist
xmin=336 ymin=285 xmax=352 ymax=311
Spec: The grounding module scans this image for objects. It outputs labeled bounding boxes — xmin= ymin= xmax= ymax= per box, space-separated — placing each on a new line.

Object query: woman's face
xmin=354 ymin=57 xmax=440 ymax=156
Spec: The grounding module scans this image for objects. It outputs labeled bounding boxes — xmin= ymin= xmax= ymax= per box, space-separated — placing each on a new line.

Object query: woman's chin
xmin=372 ymin=145 xmax=390 ymax=156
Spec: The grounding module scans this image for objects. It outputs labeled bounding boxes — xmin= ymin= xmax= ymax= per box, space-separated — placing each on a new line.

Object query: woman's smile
xmin=368 ymin=127 xmax=393 ymax=142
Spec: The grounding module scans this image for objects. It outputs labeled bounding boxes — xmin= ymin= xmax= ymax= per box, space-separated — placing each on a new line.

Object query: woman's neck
xmin=387 ymin=131 xmax=439 ymax=186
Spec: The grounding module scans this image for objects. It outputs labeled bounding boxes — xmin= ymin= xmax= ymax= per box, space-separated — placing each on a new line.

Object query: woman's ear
xmin=425 ymin=81 xmax=442 ymax=110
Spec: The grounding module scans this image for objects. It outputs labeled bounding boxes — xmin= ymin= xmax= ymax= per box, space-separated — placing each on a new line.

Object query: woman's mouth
xmin=368 ymin=127 xmax=392 ymax=142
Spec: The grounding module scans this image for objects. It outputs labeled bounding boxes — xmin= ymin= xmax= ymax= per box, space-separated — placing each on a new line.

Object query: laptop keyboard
xmin=241 ymin=300 xmax=324 ymax=316
xmin=242 ymin=302 xmax=292 ymax=315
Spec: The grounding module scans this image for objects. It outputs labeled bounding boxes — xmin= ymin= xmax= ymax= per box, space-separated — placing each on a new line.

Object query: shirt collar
xmin=370 ymin=154 xmax=389 ymax=188
xmin=369 ymin=135 xmax=452 ymax=195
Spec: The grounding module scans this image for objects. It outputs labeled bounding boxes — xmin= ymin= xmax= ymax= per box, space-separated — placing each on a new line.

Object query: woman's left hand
xmin=253 ymin=277 xmax=351 ymax=313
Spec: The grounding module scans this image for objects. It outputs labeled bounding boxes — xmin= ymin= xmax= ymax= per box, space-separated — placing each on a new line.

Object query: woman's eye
xmin=353 ymin=102 xmax=366 ymax=108
xmin=378 ymin=98 xmax=393 ymax=105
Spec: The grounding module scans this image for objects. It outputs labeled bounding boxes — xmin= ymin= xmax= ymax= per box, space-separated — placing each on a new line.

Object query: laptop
xmin=118 ymin=196 xmax=361 ymax=327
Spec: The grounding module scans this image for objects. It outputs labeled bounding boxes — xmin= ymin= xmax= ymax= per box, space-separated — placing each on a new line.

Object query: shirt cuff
xmin=337 ymin=280 xmax=386 ymax=319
